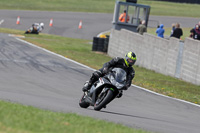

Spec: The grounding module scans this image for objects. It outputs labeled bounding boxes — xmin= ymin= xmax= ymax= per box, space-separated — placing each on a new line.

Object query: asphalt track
xmin=0 ymin=33 xmax=200 ymax=133
xmin=0 ymin=10 xmax=200 ymax=133
xmin=0 ymin=10 xmax=199 ymax=40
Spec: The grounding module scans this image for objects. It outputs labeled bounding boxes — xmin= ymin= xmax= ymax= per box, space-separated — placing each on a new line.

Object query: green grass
xmin=148 ymin=27 xmax=192 ymax=40
xmin=0 ymin=100 xmax=150 ymax=133
xmin=0 ymin=0 xmax=200 ymax=17
xmin=0 ymin=28 xmax=153 ymax=133
xmin=1 ymin=28 xmax=199 ymax=105
xmin=0 ymin=27 xmax=199 ymax=133
xmin=0 ymin=0 xmax=115 ymax=13
xmin=20 ymin=32 xmax=200 ymax=105
xmin=102 ymin=27 xmax=192 ymax=41
xmin=0 ymin=0 xmax=199 ymax=132
xmin=134 ymin=67 xmax=200 ymax=104
xmin=140 ymin=0 xmax=200 ymax=17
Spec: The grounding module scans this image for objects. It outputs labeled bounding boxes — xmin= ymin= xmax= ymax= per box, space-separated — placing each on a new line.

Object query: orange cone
xmin=79 ymin=20 xmax=82 ymax=29
xmin=49 ymin=18 xmax=53 ymax=27
xmin=16 ymin=16 xmax=20 ymax=25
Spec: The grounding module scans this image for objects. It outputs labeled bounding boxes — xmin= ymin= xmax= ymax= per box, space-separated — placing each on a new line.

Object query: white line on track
xmin=14 ymin=35 xmax=200 ymax=108
xmin=0 ymin=19 xmax=4 ymax=25
xmin=14 ymin=37 xmax=95 ymax=71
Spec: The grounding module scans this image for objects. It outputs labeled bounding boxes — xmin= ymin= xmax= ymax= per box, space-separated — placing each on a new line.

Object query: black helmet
xmin=124 ymin=51 xmax=137 ymax=67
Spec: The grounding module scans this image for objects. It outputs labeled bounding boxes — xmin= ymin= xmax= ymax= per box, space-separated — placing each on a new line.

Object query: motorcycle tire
xmin=94 ymin=89 xmax=114 ymax=111
xmin=24 ymin=31 xmax=30 ymax=34
xmin=79 ymin=93 xmax=90 ymax=108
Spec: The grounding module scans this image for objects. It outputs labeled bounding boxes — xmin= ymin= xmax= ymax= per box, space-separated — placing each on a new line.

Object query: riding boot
xmin=82 ymin=81 xmax=92 ymax=92
xmin=82 ymin=70 xmax=103 ymax=92
xmin=82 ymin=76 xmax=96 ymax=92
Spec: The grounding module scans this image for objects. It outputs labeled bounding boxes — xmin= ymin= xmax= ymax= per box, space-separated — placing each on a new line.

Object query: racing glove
xmin=103 ymin=67 xmax=109 ymax=74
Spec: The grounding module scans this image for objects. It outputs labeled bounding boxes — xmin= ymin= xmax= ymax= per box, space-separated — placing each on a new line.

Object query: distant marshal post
xmin=112 ymin=0 xmax=151 ymax=32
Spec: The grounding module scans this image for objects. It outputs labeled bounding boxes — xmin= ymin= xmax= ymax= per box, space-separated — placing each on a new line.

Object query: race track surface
xmin=0 ymin=33 xmax=200 ymax=133
xmin=0 ymin=10 xmax=199 ymax=40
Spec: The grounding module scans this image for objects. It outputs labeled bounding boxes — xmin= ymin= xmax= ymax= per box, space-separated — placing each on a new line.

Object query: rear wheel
xmin=79 ymin=93 xmax=90 ymax=108
xmin=94 ymin=89 xmax=114 ymax=111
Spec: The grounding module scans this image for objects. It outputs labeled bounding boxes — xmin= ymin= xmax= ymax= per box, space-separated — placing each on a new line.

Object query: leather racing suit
xmin=83 ymin=57 xmax=135 ymax=92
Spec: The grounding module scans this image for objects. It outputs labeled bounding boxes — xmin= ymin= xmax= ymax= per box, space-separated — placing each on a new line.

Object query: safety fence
xmin=108 ymin=29 xmax=200 ymax=85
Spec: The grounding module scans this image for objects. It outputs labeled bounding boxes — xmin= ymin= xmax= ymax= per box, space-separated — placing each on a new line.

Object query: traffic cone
xmin=79 ymin=20 xmax=82 ymax=29
xmin=49 ymin=18 xmax=53 ymax=27
xmin=16 ymin=16 xmax=20 ymax=25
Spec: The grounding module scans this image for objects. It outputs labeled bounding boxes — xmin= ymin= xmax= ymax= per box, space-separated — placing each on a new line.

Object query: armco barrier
xmin=108 ymin=29 xmax=200 ymax=85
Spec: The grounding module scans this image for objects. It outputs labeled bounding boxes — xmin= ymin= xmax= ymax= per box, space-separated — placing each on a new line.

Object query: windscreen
xmin=112 ymin=68 xmax=127 ymax=83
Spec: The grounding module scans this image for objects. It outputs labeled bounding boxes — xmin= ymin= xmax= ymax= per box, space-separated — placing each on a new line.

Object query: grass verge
xmin=0 ymin=28 xmax=152 ymax=133
xmin=148 ymin=27 xmax=192 ymax=40
xmin=0 ymin=27 xmax=199 ymax=132
xmin=0 ymin=0 xmax=200 ymax=17
xmin=101 ymin=27 xmax=192 ymax=41
xmin=0 ymin=101 xmax=150 ymax=133
xmin=0 ymin=28 xmax=199 ymax=105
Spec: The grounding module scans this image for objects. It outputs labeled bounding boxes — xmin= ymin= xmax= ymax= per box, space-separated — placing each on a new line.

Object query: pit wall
xmin=108 ymin=29 xmax=200 ymax=85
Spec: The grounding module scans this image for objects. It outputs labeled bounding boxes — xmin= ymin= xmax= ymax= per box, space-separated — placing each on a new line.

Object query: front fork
xmin=89 ymin=87 xmax=110 ymax=106
xmin=94 ymin=87 xmax=118 ymax=105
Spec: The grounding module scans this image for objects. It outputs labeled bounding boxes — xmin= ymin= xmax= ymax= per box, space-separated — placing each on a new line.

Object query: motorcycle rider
xmin=33 ymin=23 xmax=44 ymax=33
xmin=25 ymin=22 xmax=44 ymax=34
xmin=82 ymin=51 xmax=136 ymax=97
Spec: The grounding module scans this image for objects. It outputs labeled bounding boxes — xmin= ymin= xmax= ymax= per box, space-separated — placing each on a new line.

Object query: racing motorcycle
xmin=79 ymin=68 xmax=127 ymax=111
xmin=24 ymin=23 xmax=44 ymax=34
xmin=24 ymin=27 xmax=39 ymax=34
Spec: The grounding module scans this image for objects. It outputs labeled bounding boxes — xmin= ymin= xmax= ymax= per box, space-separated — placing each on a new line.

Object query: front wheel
xmin=79 ymin=93 xmax=90 ymax=108
xmin=94 ymin=89 xmax=114 ymax=111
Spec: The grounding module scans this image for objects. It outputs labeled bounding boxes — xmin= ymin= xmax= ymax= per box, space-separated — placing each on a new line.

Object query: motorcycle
xmin=24 ymin=23 xmax=44 ymax=34
xmin=79 ymin=68 xmax=127 ymax=111
xmin=24 ymin=27 xmax=39 ymax=34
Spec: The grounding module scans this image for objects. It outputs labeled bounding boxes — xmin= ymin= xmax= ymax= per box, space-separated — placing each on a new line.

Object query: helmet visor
xmin=127 ymin=58 xmax=135 ymax=66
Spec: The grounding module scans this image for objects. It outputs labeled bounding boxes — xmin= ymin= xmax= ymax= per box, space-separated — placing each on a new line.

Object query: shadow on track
xmin=98 ymin=110 xmax=170 ymax=123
